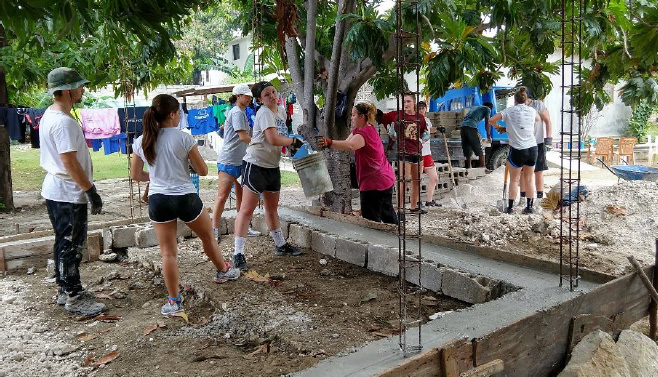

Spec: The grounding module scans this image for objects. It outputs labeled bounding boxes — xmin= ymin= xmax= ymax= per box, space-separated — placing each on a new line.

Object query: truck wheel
xmin=487 ymin=146 xmax=509 ymax=170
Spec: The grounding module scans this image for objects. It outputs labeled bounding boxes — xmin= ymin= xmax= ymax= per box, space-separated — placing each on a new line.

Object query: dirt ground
xmin=1 ymin=159 xmax=657 ymax=376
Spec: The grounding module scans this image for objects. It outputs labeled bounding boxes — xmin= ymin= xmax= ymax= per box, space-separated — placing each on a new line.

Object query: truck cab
xmin=429 ymin=86 xmax=515 ymax=170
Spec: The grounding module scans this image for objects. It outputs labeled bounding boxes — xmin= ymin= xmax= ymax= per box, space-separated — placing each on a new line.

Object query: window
xmin=232 ymin=44 xmax=240 ymax=61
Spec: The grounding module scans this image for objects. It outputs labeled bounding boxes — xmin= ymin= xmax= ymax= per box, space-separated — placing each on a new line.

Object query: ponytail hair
xmin=354 ymin=102 xmax=377 ymax=124
xmin=142 ymin=94 xmax=180 ymax=165
xmin=514 ymin=86 xmax=528 ymax=104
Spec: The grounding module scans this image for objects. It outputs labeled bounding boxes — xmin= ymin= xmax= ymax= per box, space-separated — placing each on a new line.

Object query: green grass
xmin=10 ymin=145 xmax=300 ymax=191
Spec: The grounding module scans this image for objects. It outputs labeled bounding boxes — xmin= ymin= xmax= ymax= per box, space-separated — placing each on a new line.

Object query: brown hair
xmin=354 ymin=102 xmax=376 ymax=124
xmin=228 ymin=95 xmax=237 ymax=106
xmin=514 ymin=87 xmax=528 ymax=104
xmin=251 ymin=81 xmax=274 ymax=103
xmin=142 ymin=94 xmax=179 ymax=165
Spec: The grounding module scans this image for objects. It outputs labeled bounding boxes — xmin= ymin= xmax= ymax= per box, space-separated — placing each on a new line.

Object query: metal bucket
xmin=292 ymin=153 xmax=334 ymax=198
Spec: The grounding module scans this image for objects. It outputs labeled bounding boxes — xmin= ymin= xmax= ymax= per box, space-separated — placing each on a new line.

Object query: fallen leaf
xmin=99 ymin=328 xmax=112 ymax=334
xmin=83 ymin=354 xmax=95 ymax=366
xmin=94 ymin=351 xmax=119 ymax=367
xmin=605 ymin=205 xmax=627 ymax=216
xmin=173 ymin=312 xmax=189 ymax=323
xmin=243 ymin=270 xmax=271 ymax=283
xmin=143 ymin=324 xmax=159 ymax=336
xmin=76 ymin=333 xmax=98 ymax=342
xmin=95 ymin=315 xmax=121 ymax=323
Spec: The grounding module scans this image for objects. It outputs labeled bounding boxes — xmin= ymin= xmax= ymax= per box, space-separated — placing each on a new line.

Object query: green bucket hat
xmin=47 ymin=67 xmax=90 ymax=94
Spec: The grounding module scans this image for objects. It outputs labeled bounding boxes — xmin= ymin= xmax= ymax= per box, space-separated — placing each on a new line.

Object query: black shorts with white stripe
xmin=241 ymin=160 xmax=281 ymax=194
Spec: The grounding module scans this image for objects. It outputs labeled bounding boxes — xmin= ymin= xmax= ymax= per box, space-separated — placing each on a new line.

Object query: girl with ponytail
xmin=131 ymin=94 xmax=240 ymax=317
xmin=317 ymin=102 xmax=398 ymax=224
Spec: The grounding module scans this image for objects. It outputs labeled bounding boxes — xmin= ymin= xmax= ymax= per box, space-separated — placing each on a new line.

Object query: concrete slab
xmin=273 ymin=208 xmax=601 ymax=377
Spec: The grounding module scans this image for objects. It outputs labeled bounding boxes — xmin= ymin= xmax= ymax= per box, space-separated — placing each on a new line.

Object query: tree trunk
xmin=0 ymin=24 xmax=14 ymax=212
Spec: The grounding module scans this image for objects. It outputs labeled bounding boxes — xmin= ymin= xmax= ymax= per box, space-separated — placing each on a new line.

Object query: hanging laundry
xmin=245 ymin=104 xmax=257 ymax=129
xmin=79 ymin=108 xmax=121 ymax=139
xmin=1 ymin=108 xmax=22 ymax=142
xmin=118 ymin=106 xmax=148 ymax=152
xmin=178 ymin=103 xmax=189 ymax=130
xmin=188 ymin=106 xmax=218 ymax=136
xmin=25 ymin=108 xmax=46 ymax=149
xmin=212 ymin=103 xmax=231 ymax=127
xmin=90 ymin=139 xmax=103 ymax=152
xmin=100 ymin=133 xmax=127 ymax=155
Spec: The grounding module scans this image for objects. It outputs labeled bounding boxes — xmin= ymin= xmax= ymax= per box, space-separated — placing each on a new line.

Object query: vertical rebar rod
xmin=650 ymin=239 xmax=658 ymax=340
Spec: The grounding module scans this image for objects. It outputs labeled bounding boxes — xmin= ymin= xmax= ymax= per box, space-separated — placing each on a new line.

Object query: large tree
xmin=232 ymin=0 xmax=657 ymax=212
xmin=0 ymin=0 xmax=211 ymax=210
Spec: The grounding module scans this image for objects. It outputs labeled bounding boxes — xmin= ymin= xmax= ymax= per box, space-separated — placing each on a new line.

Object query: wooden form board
xmin=473 ymin=266 xmax=652 ymax=377
xmin=375 ymin=266 xmax=653 ymax=377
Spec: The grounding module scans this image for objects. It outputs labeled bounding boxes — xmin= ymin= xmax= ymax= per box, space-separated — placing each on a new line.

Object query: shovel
xmin=441 ymin=130 xmax=467 ymax=209
xmin=496 ymin=163 xmax=509 ymax=212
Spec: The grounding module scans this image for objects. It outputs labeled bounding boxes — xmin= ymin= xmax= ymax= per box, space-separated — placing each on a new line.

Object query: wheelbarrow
xmin=598 ymin=158 xmax=658 ymax=182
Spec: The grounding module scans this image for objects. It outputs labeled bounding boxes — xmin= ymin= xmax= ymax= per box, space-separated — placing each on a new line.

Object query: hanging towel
xmin=188 ymin=106 xmax=218 ymax=135
xmin=80 ymin=108 xmax=121 ymax=139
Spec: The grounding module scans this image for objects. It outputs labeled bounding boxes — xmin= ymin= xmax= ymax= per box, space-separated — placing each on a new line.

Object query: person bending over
xmin=460 ymin=102 xmax=493 ymax=169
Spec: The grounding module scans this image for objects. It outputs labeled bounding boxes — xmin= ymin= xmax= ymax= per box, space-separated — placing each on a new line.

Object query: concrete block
xmin=367 ymin=244 xmax=398 ymax=277
xmin=288 ymin=224 xmax=311 ymax=248
xmin=335 ymin=238 xmax=368 ymax=267
xmin=217 ymin=217 xmax=228 ymax=235
xmin=280 ymin=220 xmax=290 ymax=240
xmin=251 ymin=214 xmax=268 ymax=234
xmin=441 ymin=268 xmax=491 ymax=304
xmin=405 ymin=262 xmax=443 ymax=292
xmin=102 ymin=228 xmax=113 ymax=251
xmin=226 ymin=216 xmax=236 ymax=235
xmin=85 ymin=230 xmax=103 ymax=262
xmin=0 ymin=236 xmax=54 ymax=271
xmin=135 ymin=226 xmax=159 ymax=248
xmin=111 ymin=225 xmax=139 ymax=248
xmin=311 ymin=231 xmax=337 ymax=257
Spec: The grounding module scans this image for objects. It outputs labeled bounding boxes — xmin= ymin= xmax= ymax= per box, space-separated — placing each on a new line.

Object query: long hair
xmin=514 ymin=87 xmax=528 ymax=104
xmin=354 ymin=102 xmax=377 ymax=124
xmin=142 ymin=94 xmax=179 ymax=165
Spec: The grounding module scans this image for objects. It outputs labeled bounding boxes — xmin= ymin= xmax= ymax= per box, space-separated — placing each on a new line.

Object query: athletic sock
xmin=520 ymin=191 xmax=526 ymax=198
xmin=233 ymin=236 xmax=246 ymax=256
xmin=537 ymin=191 xmax=544 ymax=199
xmin=527 ymin=198 xmax=534 ymax=208
xmin=270 ymin=228 xmax=286 ymax=248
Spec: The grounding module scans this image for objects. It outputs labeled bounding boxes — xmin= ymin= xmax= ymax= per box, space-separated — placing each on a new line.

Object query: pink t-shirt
xmin=353 ymin=125 xmax=395 ymax=192
xmin=80 ymin=108 xmax=121 ymax=139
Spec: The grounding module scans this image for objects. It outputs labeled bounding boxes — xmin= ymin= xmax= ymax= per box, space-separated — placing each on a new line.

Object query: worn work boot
xmin=56 ymin=288 xmax=67 ymax=306
xmin=214 ymin=266 xmax=241 ymax=284
xmin=275 ymin=243 xmax=302 ymax=256
xmin=65 ymin=291 xmax=106 ymax=316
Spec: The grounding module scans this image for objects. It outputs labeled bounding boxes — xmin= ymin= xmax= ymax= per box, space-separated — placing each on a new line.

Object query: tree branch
xmin=303 ymin=0 xmax=318 ymax=130
xmin=324 ymin=0 xmax=350 ymax=135
xmin=285 ymin=36 xmax=305 ymax=108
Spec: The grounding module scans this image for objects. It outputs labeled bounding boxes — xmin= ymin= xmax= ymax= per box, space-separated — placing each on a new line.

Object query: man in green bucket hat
xmin=40 ymin=67 xmax=106 ymax=316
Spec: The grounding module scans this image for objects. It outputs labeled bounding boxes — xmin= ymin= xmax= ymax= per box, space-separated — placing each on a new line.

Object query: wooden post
xmin=649 ymin=238 xmax=658 ymax=341
xmin=627 ymin=256 xmax=658 ymax=304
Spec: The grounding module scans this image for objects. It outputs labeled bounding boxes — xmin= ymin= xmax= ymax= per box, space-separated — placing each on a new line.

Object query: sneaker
xmin=409 ymin=208 xmax=428 ymax=215
xmin=214 ymin=266 xmax=241 ymax=283
xmin=232 ymin=253 xmax=249 ymax=271
xmin=161 ymin=299 xmax=184 ymax=316
xmin=505 ymin=206 xmax=514 ymax=214
xmin=425 ymin=200 xmax=441 ymax=207
xmin=275 ymin=243 xmax=302 ymax=256
xmin=246 ymin=227 xmax=261 ymax=237
xmin=56 ymin=289 xmax=67 ymax=306
xmin=522 ymin=207 xmax=536 ymax=215
xmin=65 ymin=292 xmax=106 ymax=316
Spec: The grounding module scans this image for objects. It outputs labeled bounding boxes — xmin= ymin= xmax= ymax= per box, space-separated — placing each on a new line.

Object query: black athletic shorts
xmin=241 ymin=160 xmax=281 ymax=194
xmin=508 ymin=146 xmax=538 ymax=168
xmin=396 ymin=154 xmax=421 ymax=164
xmin=534 ymin=143 xmax=548 ymax=172
xmin=148 ymin=193 xmax=204 ymax=223
xmin=460 ymin=127 xmax=483 ymax=157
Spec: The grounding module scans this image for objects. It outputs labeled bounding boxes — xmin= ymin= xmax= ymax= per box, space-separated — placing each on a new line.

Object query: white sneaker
xmin=246 ymin=227 xmax=261 ymax=237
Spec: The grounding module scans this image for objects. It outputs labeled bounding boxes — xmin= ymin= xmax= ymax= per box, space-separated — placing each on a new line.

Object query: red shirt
xmin=353 ymin=125 xmax=395 ymax=191
xmin=381 ymin=110 xmax=427 ymax=155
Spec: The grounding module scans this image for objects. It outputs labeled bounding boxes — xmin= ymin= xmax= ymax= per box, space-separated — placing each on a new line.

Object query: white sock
xmin=234 ymin=236 xmax=246 ymax=256
xmin=269 ymin=228 xmax=286 ymax=248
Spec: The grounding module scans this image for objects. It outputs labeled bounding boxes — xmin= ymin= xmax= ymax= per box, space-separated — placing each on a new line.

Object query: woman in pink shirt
xmin=318 ymin=102 xmax=397 ymax=224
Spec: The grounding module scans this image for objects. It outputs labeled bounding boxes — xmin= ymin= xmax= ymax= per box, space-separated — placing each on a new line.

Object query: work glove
xmin=386 ymin=124 xmax=397 ymax=138
xmin=438 ymin=126 xmax=446 ymax=135
xmin=544 ymin=137 xmax=553 ymax=150
xmin=315 ymin=136 xmax=333 ymax=150
xmin=289 ymin=137 xmax=305 ymax=156
xmin=421 ymin=131 xmax=431 ymax=142
xmin=85 ymin=185 xmax=103 ymax=215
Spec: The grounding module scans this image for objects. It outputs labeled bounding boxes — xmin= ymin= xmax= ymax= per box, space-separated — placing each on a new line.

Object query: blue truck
xmin=429 ymin=86 xmax=515 ymax=170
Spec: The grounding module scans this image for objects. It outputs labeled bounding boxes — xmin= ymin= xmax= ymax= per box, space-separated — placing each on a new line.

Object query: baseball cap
xmin=418 ymin=101 xmax=427 ymax=108
xmin=232 ymin=83 xmax=252 ymax=96
xmin=47 ymin=67 xmax=90 ymax=94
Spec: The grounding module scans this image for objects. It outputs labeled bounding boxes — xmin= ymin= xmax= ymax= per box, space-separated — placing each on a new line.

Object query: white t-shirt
xmin=422 ymin=116 xmax=432 ymax=156
xmin=500 ymin=104 xmax=537 ymax=150
xmin=243 ymin=106 xmax=287 ymax=169
xmin=528 ymin=100 xmax=547 ymax=144
xmin=132 ymin=128 xmax=197 ymax=196
xmin=40 ymin=108 xmax=93 ymax=204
